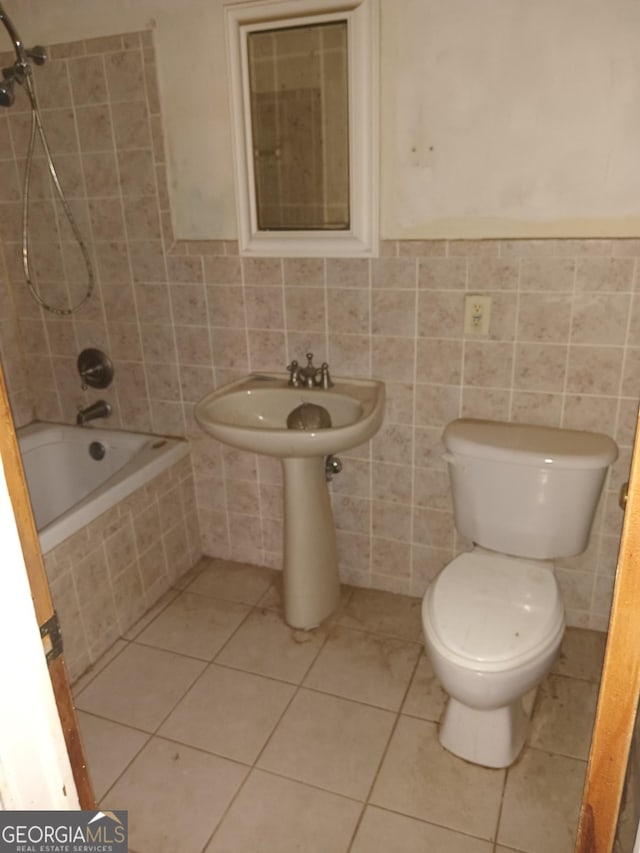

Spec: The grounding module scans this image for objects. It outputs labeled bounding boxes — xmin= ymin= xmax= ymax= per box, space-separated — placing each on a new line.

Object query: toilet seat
xmin=425 ymin=551 xmax=564 ymax=671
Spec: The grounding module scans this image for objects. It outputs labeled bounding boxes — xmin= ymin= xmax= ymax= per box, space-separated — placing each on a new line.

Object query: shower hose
xmin=21 ymin=73 xmax=94 ymax=316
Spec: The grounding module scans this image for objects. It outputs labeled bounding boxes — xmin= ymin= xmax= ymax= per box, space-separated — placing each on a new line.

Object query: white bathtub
xmin=17 ymin=422 xmax=190 ymax=553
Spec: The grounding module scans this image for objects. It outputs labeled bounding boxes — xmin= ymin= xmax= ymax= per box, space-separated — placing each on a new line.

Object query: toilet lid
xmin=427 ymin=552 xmax=564 ymax=665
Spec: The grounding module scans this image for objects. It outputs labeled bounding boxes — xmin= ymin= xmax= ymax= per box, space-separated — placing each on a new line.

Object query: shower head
xmin=0 ymin=5 xmax=46 ymax=109
xmin=0 ymin=2 xmax=28 ymax=65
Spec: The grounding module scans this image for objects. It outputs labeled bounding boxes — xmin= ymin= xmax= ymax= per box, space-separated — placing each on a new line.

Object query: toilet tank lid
xmin=443 ymin=419 xmax=618 ymax=469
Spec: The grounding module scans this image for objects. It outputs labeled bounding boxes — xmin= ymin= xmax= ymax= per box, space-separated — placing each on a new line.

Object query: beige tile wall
xmin=44 ymin=453 xmax=199 ymax=681
xmin=0 ymin=30 xmax=177 ymax=433
xmin=0 ymin=31 xmax=635 ymax=632
xmin=190 ymin=238 xmax=635 ymax=631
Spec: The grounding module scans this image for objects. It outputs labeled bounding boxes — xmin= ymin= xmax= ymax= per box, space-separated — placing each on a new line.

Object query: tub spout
xmin=76 ymin=399 xmax=112 ymax=426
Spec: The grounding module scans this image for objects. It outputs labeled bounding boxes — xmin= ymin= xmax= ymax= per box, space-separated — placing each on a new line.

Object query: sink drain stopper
xmin=286 ymin=402 xmax=332 ymax=430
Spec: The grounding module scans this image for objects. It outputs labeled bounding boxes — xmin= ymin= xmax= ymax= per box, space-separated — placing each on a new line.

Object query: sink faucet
xmin=76 ymin=399 xmax=112 ymax=426
xmin=286 ymin=353 xmax=333 ymax=389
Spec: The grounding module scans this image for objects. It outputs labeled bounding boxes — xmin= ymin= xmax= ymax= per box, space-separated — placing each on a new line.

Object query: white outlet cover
xmin=464 ymin=294 xmax=492 ymax=335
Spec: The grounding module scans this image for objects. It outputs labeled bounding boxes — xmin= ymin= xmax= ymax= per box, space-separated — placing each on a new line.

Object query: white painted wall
xmin=381 ymin=0 xmax=640 ymax=238
xmin=0 ymin=445 xmax=79 ymax=810
xmin=3 ymin=0 xmax=640 ymax=239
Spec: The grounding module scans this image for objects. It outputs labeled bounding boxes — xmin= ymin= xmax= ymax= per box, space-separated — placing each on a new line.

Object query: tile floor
xmin=73 ymin=557 xmax=606 ymax=853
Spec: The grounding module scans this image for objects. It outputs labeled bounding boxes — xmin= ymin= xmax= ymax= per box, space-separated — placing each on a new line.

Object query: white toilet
xmin=422 ymin=418 xmax=618 ymax=769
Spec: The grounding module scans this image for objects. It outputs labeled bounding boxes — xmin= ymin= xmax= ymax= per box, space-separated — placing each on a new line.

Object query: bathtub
xmin=17 ymin=422 xmax=190 ymax=554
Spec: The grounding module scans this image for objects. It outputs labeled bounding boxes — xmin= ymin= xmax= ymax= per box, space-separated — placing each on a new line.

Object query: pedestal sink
xmin=195 ymin=373 xmax=385 ymax=629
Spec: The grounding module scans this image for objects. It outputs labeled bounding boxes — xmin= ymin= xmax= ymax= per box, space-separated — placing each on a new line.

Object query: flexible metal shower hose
xmin=22 ymin=74 xmax=94 ymax=316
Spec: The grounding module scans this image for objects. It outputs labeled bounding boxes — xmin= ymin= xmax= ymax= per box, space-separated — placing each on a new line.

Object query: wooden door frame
xmin=0 ymin=364 xmax=95 ymax=809
xmin=577 ymin=406 xmax=640 ymax=851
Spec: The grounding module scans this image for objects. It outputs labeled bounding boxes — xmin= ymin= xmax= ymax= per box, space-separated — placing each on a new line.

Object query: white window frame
xmin=225 ymin=0 xmax=379 ymax=257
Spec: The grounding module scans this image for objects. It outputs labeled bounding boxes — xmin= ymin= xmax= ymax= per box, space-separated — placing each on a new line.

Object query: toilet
xmin=422 ymin=418 xmax=618 ymax=769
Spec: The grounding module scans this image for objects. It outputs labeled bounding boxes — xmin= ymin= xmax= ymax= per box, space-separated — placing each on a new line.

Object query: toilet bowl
xmin=421 ymin=418 xmax=618 ymax=768
xmin=422 ymin=549 xmax=565 ymax=768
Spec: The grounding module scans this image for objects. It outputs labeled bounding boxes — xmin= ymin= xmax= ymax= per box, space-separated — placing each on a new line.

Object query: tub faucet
xmin=286 ymin=353 xmax=333 ymax=389
xmin=76 ymin=399 xmax=112 ymax=426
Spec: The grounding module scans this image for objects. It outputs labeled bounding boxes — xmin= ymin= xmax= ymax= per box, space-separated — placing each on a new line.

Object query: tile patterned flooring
xmin=74 ymin=557 xmax=605 ymax=853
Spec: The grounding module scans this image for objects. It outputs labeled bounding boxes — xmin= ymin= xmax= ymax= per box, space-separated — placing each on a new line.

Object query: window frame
xmin=225 ymin=0 xmax=379 ymax=257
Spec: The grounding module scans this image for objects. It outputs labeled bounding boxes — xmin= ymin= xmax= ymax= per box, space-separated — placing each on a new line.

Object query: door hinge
xmin=40 ymin=611 xmax=63 ymax=664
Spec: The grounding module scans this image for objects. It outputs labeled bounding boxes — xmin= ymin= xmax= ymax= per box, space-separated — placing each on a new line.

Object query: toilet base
xmin=439 ymin=690 xmax=536 ymax=768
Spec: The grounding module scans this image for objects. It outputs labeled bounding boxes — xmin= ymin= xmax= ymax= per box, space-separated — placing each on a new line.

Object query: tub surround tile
xmin=44 ymin=450 xmax=200 ymax=681
xmin=49 ymin=572 xmax=91 ymax=681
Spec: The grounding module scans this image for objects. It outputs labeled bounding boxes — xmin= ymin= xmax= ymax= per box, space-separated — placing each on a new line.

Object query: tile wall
xmin=44 ymin=453 xmax=199 ymax=682
xmin=0 ymin=30 xmax=636 ymax=631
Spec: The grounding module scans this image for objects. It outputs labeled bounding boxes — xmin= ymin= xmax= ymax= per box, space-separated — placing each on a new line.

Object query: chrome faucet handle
xmin=77 ymin=348 xmax=114 ymax=392
xmin=286 ymin=359 xmax=299 ymax=386
xmin=296 ymin=353 xmax=318 ymax=388
xmin=319 ymin=362 xmax=333 ymax=388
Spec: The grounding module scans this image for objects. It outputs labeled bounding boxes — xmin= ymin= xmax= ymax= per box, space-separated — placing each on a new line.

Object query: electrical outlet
xmin=464 ymin=295 xmax=492 ymax=335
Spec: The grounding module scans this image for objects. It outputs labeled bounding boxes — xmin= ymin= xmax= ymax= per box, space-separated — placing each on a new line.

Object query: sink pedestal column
xmin=281 ymin=456 xmax=340 ymax=629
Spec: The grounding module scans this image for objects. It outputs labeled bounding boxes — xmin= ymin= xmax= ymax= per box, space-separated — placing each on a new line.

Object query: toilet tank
xmin=443 ymin=419 xmax=618 ymax=559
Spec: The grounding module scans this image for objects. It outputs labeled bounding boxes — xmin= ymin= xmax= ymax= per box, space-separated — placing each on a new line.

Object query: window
xmin=225 ymin=0 xmax=378 ymax=256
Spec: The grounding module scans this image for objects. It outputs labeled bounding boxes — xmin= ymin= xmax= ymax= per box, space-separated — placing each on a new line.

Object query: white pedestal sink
xmin=195 ymin=373 xmax=385 ymax=629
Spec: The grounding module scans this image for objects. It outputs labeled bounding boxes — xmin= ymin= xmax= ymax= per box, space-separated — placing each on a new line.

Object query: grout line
xmin=507 ymin=259 xmax=522 ymax=420
xmin=74 ymin=561 xmax=598 ymax=848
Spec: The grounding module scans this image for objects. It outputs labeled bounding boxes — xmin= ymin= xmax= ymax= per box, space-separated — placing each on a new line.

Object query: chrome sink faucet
xmin=287 ymin=353 xmax=333 ymax=389
xmin=76 ymin=399 xmax=112 ymax=426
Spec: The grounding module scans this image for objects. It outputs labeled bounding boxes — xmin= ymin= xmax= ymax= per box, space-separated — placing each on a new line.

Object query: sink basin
xmin=195 ymin=371 xmax=386 ymax=630
xmin=195 ymin=373 xmax=385 ymax=458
